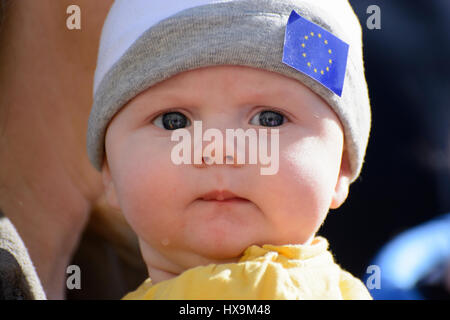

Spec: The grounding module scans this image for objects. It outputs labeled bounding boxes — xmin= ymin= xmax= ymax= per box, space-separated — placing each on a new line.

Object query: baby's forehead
xmin=137 ymin=65 xmax=314 ymax=101
xmin=119 ymin=65 xmax=337 ymax=129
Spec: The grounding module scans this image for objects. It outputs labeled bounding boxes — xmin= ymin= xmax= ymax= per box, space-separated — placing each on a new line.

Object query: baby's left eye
xmin=249 ymin=110 xmax=286 ymax=127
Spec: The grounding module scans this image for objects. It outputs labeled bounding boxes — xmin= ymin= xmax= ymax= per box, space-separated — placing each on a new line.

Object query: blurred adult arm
xmin=0 ymin=0 xmax=113 ymax=299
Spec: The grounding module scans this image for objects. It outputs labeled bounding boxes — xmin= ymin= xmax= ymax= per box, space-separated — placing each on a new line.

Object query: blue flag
xmin=282 ymin=10 xmax=349 ymax=97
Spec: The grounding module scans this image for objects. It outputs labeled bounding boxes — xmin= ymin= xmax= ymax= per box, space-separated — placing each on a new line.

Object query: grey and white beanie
xmin=87 ymin=0 xmax=371 ymax=183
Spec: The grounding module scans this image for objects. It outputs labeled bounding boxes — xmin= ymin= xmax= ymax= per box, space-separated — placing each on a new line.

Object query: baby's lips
xmin=198 ymin=189 xmax=249 ymax=202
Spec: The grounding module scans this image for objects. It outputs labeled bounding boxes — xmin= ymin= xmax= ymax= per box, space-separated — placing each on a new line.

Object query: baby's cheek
xmin=116 ymin=155 xmax=181 ymax=240
xmin=268 ymin=144 xmax=333 ymax=232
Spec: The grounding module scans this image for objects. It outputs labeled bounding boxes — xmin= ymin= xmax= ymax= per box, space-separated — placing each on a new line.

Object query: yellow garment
xmin=123 ymin=237 xmax=372 ymax=300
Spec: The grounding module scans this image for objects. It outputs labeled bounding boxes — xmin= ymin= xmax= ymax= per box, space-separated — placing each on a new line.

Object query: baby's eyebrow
xmin=133 ymin=82 xmax=307 ymax=115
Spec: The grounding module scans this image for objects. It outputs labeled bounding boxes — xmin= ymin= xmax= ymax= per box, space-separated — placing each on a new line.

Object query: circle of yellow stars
xmin=300 ymin=31 xmax=332 ymax=75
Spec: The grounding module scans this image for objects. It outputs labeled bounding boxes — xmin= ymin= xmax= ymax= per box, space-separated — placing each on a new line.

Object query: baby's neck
xmin=139 ymin=239 xmax=242 ymax=285
xmin=142 ymin=234 xmax=318 ymax=285
xmin=147 ymin=266 xmax=179 ymax=284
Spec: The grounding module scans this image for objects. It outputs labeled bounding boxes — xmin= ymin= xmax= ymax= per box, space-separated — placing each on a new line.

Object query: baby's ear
xmin=330 ymin=149 xmax=351 ymax=209
xmin=102 ymin=160 xmax=121 ymax=210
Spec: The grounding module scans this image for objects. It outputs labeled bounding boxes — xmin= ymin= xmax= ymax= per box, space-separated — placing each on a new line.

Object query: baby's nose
xmin=193 ymin=135 xmax=244 ymax=168
xmin=202 ymin=154 xmax=236 ymax=165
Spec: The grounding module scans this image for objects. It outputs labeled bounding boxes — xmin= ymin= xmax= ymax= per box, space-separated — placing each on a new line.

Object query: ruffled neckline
xmin=239 ymin=236 xmax=329 ymax=262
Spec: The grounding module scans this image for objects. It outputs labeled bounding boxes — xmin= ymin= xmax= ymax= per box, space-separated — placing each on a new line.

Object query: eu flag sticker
xmin=282 ymin=10 xmax=349 ymax=97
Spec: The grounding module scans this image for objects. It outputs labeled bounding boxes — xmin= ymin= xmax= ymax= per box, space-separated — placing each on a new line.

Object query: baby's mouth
xmin=197 ymin=190 xmax=250 ymax=203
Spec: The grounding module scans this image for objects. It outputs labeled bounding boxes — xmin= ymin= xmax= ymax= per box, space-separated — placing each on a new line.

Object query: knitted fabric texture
xmin=87 ymin=0 xmax=371 ymax=182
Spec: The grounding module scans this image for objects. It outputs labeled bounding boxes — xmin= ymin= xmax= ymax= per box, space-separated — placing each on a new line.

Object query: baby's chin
xmin=177 ymin=204 xmax=270 ymax=258
xmin=177 ymin=227 xmax=317 ymax=265
xmin=182 ymin=223 xmax=267 ymax=261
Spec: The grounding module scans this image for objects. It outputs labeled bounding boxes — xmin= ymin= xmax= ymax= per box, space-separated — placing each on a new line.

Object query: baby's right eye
xmin=152 ymin=111 xmax=191 ymax=130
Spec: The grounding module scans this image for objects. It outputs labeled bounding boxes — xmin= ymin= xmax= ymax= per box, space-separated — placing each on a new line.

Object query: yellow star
xmin=318 ymin=33 xmax=322 ymax=38
xmin=301 ymin=43 xmax=305 ymax=48
xmin=329 ymin=59 xmax=332 ymax=64
xmin=314 ymin=68 xmax=317 ymax=73
xmin=302 ymin=53 xmax=307 ymax=57
xmin=307 ymin=62 xmax=311 ymax=67
xmin=328 ymin=49 xmax=332 ymax=54
xmin=320 ymin=70 xmax=324 ymax=75
xmin=310 ymin=32 xmax=314 ymax=36
xmin=324 ymin=40 xmax=328 ymax=44
xmin=304 ymin=35 xmax=308 ymax=40
xmin=326 ymin=67 xmax=330 ymax=71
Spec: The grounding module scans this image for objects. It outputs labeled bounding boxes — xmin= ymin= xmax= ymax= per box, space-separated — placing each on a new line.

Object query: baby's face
xmin=103 ymin=65 xmax=351 ymax=273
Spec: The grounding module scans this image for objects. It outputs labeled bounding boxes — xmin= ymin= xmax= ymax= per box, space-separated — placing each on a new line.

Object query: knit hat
xmin=87 ymin=0 xmax=371 ymax=183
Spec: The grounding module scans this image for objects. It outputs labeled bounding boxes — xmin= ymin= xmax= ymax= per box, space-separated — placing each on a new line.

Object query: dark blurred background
xmin=319 ymin=0 xmax=450 ymax=283
xmin=66 ymin=0 xmax=450 ymax=299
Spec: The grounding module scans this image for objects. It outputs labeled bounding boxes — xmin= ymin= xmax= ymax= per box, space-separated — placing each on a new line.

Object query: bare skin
xmin=0 ymin=0 xmax=113 ymax=299
xmin=103 ymin=66 xmax=351 ymax=285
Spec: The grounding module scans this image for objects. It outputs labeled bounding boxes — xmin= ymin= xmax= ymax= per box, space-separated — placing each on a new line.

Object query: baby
xmin=87 ymin=0 xmax=372 ymax=299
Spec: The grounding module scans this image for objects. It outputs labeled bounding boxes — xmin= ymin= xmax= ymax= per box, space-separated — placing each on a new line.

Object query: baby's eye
xmin=153 ymin=111 xmax=191 ymax=130
xmin=249 ymin=110 xmax=286 ymax=127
